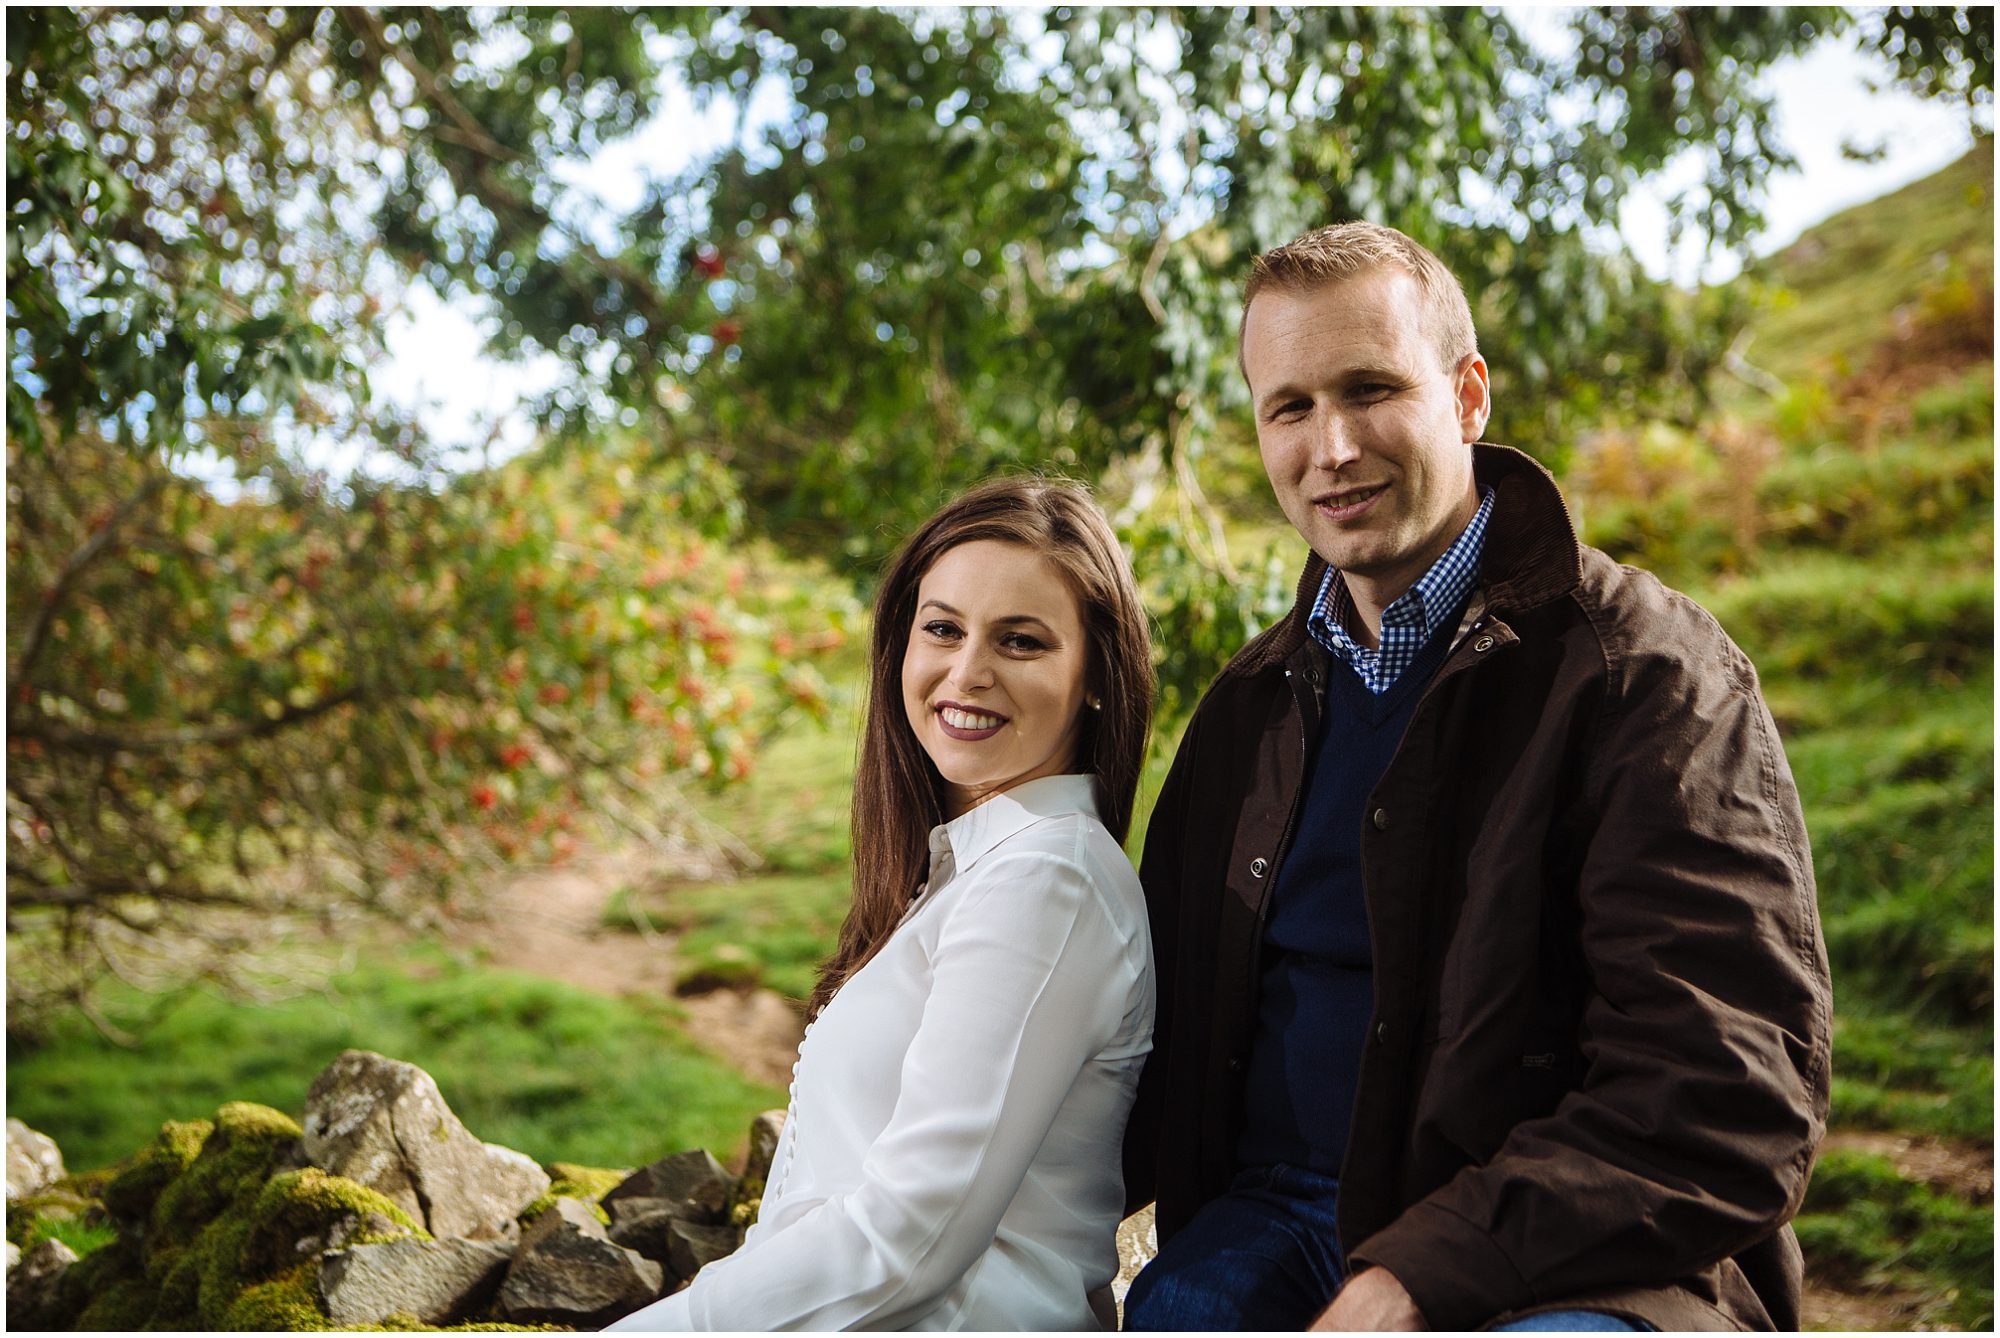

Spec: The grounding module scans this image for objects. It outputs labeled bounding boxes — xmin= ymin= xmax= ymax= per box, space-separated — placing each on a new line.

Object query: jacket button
xmin=1375 ymin=1022 xmax=1389 ymax=1044
xmin=1371 ymin=807 xmax=1388 ymax=831
xmin=1250 ymin=857 xmax=1269 ymax=878
xmin=1473 ymin=634 xmax=1496 ymax=652
xmin=1227 ymin=1056 xmax=1244 ymax=1073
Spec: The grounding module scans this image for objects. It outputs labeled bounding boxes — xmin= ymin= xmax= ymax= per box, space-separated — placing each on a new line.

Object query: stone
xmin=300 ymin=1050 xmax=550 ymax=1240
xmin=601 ymin=1149 xmax=732 ymax=1230
xmin=6 ymin=1119 xmax=65 ymax=1200
xmin=6 ymin=1237 xmax=78 ymax=1328
xmin=741 ymin=1110 xmax=786 ymax=1188
xmin=605 ymin=1201 xmax=681 ymax=1266
xmin=1112 ymin=1205 xmax=1157 ymax=1321
xmin=497 ymin=1196 xmax=663 ymax=1327
xmin=665 ymin=1219 xmax=740 ymax=1285
xmin=319 ymin=1237 xmax=514 ymax=1326
xmin=5 ymin=1241 xmax=18 ymax=1273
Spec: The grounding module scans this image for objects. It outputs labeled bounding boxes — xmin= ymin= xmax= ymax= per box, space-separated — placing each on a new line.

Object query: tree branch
xmin=7 ymin=472 xmax=169 ymax=714
xmin=12 ymin=686 xmax=363 ymax=755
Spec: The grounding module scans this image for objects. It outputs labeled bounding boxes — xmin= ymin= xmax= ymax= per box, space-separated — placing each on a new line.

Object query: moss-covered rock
xmin=240 ymin=1167 xmax=426 ymax=1282
xmin=518 ymin=1162 xmax=626 ymax=1229
xmin=544 ymin=1163 xmax=628 ymax=1199
xmin=223 ymin=1264 xmax=336 ymax=1331
xmin=518 ymin=1191 xmax=610 ymax=1229
xmin=61 ymin=1234 xmax=153 ymax=1330
xmin=101 ymin=1118 xmax=211 ymax=1224
xmin=151 ymin=1102 xmax=303 ymax=1249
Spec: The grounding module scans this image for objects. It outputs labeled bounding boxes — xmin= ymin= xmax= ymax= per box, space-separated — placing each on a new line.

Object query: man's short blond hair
xmin=1239 ymin=221 xmax=1478 ymax=377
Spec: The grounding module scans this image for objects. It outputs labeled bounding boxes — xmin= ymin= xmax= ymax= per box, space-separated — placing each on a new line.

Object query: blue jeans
xmin=1124 ymin=1164 xmax=1649 ymax=1332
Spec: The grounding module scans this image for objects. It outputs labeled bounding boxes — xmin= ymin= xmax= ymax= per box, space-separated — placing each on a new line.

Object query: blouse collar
xmin=926 ymin=774 xmax=1100 ymax=873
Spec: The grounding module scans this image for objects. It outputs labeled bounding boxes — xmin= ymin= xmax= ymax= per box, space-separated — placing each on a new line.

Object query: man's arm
xmin=1347 ymin=597 xmax=1832 ymax=1330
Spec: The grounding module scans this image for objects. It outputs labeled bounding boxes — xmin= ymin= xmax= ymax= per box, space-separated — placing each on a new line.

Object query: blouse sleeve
xmin=606 ymin=849 xmax=1141 ymax=1332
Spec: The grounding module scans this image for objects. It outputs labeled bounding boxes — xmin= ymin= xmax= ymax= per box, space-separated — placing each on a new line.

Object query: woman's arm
xmin=611 ymin=847 xmax=1142 ymax=1331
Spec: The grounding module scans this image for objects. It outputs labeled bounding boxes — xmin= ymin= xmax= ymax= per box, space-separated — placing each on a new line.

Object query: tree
xmin=9 ymin=7 xmax=1989 ymax=1018
xmin=5 ymin=9 xmax=849 ymax=1030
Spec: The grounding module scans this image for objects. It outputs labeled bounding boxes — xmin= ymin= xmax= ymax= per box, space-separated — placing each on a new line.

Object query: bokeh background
xmin=7 ymin=7 xmax=1993 ymax=1328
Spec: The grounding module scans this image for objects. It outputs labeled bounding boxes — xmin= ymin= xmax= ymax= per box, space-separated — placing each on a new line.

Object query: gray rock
xmin=300 ymin=1050 xmax=550 ymax=1240
xmin=665 ymin=1219 xmax=741 ymax=1286
xmin=6 ymin=1237 xmax=78 ymax=1326
xmin=319 ymin=1237 xmax=514 ymax=1326
xmin=741 ymin=1110 xmax=786 ymax=1188
xmin=602 ymin=1149 xmax=732 ymax=1229
xmin=6 ymin=1119 xmax=64 ymax=1200
xmin=605 ymin=1201 xmax=681 ymax=1266
xmin=498 ymin=1196 xmax=663 ymax=1327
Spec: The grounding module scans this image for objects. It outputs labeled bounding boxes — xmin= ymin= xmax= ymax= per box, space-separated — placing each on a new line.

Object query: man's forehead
xmin=1244 ymin=270 xmax=1433 ymax=372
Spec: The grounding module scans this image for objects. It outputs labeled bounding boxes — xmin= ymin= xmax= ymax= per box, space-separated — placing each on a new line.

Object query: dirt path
xmin=440 ymin=847 xmax=805 ymax=1089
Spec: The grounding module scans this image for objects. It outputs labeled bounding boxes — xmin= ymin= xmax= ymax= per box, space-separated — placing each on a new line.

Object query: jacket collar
xmin=1234 ymin=442 xmax=1583 ymax=678
xmin=927 ymin=773 xmax=1099 ymax=873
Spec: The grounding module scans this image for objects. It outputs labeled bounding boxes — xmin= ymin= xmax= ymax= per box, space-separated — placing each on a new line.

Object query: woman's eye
xmin=921 ymin=620 xmax=962 ymax=640
xmin=1003 ymin=633 xmax=1046 ymax=652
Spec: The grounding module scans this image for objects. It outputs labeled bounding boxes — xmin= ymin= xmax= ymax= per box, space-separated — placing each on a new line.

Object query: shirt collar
xmin=1308 ymin=485 xmax=1494 ymax=657
xmin=926 ymin=773 xmax=1099 ymax=872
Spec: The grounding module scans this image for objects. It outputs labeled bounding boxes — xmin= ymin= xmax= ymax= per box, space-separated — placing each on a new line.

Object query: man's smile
xmin=1312 ymin=483 xmax=1389 ymax=520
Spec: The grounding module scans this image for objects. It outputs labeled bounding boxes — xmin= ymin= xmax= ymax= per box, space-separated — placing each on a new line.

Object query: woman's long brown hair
xmin=808 ymin=478 xmax=1155 ymax=1018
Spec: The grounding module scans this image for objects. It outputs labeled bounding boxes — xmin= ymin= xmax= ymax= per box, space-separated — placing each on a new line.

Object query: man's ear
xmin=1454 ymin=353 xmax=1491 ymax=442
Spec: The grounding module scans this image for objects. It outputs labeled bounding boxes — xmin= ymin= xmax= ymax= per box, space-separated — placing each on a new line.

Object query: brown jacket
xmin=1122 ymin=444 xmax=1832 ymax=1331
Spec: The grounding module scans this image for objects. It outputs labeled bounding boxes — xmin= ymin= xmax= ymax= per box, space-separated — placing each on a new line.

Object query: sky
xmin=369 ymin=15 xmax=1985 ymax=459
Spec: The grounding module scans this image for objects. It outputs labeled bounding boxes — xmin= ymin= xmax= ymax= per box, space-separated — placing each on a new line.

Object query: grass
xmin=1794 ymin=1145 xmax=1993 ymax=1329
xmin=1749 ymin=138 xmax=1992 ymax=386
xmin=5 ymin=940 xmax=783 ymax=1175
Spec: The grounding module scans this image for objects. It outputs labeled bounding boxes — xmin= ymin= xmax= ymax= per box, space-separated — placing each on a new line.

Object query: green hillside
xmin=1749 ymin=136 xmax=1993 ymax=386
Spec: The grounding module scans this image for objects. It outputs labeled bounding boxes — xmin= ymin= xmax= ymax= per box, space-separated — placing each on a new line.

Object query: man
xmin=1120 ymin=223 xmax=1832 ymax=1332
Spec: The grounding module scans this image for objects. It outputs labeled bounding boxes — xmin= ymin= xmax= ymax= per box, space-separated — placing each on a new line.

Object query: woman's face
xmin=901 ymin=539 xmax=1091 ymax=820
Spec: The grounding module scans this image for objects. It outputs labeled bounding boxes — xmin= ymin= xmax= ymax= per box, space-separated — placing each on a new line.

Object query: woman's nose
xmin=948 ymin=641 xmax=997 ymax=689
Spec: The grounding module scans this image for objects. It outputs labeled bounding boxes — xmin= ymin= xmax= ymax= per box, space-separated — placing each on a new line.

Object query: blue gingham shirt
xmin=1308 ymin=487 xmax=1495 ymax=694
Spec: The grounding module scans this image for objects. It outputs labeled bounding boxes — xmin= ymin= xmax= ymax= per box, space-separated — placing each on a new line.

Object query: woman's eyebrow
xmin=916 ymin=600 xmax=1055 ymax=632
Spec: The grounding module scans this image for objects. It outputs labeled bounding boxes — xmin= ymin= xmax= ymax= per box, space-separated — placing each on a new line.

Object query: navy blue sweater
xmin=1235 ymin=599 xmax=1466 ymax=1175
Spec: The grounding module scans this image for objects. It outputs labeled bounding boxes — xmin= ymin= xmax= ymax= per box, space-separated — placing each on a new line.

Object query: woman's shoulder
xmin=972 ymin=805 xmax=1146 ymax=930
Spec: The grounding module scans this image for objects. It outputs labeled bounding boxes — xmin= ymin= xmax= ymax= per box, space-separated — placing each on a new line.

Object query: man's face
xmin=1242 ymin=268 xmax=1489 ymax=617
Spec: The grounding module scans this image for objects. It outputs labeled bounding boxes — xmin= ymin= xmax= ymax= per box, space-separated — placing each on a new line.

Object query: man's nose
xmin=1309 ymin=409 xmax=1362 ymax=469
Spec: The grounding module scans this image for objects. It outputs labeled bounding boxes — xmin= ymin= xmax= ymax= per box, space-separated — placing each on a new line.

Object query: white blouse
xmin=607 ymin=773 xmax=1154 ymax=1331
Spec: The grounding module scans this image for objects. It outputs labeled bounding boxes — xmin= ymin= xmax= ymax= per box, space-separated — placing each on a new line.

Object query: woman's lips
xmin=1314 ymin=483 xmax=1387 ymax=521
xmin=936 ymin=704 xmax=1006 ymax=741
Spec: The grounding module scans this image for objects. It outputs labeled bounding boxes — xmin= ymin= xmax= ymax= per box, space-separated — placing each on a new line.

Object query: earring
xmin=1087 ymin=697 xmax=1103 ymax=711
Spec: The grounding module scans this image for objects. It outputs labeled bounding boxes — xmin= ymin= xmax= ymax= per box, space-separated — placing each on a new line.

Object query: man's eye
xmin=1268 ymin=399 xmax=1310 ymax=421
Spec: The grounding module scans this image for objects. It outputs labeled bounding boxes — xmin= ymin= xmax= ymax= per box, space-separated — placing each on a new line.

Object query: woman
xmin=609 ymin=478 xmax=1157 ymax=1331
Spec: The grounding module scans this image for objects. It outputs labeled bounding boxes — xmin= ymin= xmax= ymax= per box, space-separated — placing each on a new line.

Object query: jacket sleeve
xmin=609 ymin=850 xmax=1142 ymax=1332
xmin=1349 ymin=599 xmax=1832 ymax=1330
xmin=1121 ymin=710 xmax=1201 ymax=1216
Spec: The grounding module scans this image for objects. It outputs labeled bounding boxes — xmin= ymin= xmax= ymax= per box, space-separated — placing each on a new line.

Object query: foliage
xmin=4 ymin=9 xmax=853 ymax=1025
xmin=5 ymin=941 xmax=783 ymax=1175
xmin=8 ymin=7 xmax=1990 ymax=1018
